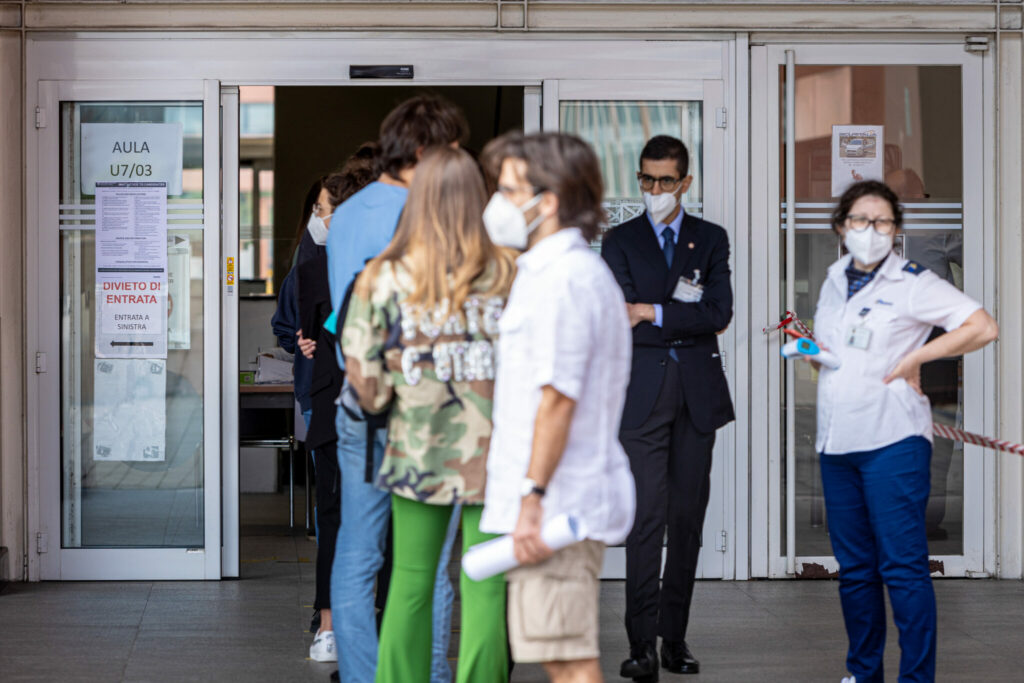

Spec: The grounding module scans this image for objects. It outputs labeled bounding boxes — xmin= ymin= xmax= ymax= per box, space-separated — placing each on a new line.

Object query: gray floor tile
xmin=3 ymin=525 xmax=1022 ymax=682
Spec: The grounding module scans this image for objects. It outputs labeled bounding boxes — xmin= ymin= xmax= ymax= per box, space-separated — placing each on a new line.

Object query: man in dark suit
xmin=601 ymin=135 xmax=735 ymax=681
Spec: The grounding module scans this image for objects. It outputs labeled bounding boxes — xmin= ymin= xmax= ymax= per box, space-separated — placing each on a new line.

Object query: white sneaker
xmin=841 ymin=677 xmax=857 ymax=683
xmin=310 ymin=630 xmax=337 ymax=662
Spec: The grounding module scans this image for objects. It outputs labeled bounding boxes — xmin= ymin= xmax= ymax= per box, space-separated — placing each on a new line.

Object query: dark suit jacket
xmin=601 ymin=212 xmax=735 ymax=433
xmin=297 ymin=252 xmax=344 ymax=452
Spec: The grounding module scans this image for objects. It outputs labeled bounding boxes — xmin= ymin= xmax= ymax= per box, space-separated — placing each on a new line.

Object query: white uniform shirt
xmin=480 ymin=228 xmax=637 ymax=544
xmin=814 ymin=252 xmax=982 ymax=454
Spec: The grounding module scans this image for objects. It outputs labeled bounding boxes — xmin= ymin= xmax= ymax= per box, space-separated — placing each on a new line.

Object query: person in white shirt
xmin=811 ymin=181 xmax=998 ymax=683
xmin=479 ymin=131 xmax=636 ymax=683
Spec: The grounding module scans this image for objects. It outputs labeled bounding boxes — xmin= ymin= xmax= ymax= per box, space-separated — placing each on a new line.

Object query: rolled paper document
xmin=781 ymin=337 xmax=841 ymax=369
xmin=462 ymin=513 xmax=587 ymax=581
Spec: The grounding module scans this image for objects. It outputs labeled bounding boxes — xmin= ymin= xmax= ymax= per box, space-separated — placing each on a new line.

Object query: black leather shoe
xmin=661 ymin=640 xmax=700 ymax=674
xmin=620 ymin=641 xmax=659 ymax=681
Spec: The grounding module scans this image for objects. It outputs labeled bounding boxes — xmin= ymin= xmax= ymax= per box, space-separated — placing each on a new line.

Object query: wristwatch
xmin=519 ymin=477 xmax=546 ymax=498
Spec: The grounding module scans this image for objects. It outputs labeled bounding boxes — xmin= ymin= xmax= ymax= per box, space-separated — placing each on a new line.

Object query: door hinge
xmin=965 ymin=36 xmax=989 ymax=54
xmin=35 ymin=352 xmax=47 ymax=374
xmin=715 ymin=107 xmax=728 ymax=129
xmin=35 ymin=107 xmax=46 ymax=129
xmin=715 ymin=530 xmax=727 ymax=552
xmin=36 ymin=532 xmax=48 ymax=554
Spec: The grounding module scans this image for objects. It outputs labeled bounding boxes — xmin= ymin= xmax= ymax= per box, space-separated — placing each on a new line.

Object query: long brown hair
xmin=361 ymin=146 xmax=515 ymax=319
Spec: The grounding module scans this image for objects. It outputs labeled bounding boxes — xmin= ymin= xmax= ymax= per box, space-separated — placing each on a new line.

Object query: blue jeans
xmin=330 ymin=408 xmax=458 ymax=683
xmin=431 ymin=502 xmax=462 ymax=683
xmin=820 ymin=436 xmax=936 ymax=683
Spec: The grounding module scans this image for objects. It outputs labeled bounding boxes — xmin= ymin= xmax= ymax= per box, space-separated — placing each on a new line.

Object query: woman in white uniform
xmin=811 ymin=181 xmax=998 ymax=683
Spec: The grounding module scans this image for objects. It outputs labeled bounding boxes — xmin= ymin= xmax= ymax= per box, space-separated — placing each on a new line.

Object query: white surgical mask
xmin=844 ymin=227 xmax=893 ymax=267
xmin=307 ymin=212 xmax=331 ymax=246
xmin=482 ymin=192 xmax=545 ymax=250
xmin=643 ymin=191 xmax=680 ymax=225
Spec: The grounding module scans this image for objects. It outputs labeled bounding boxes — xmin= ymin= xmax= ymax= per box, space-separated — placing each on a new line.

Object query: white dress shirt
xmin=481 ymin=228 xmax=637 ymax=544
xmin=813 ymin=252 xmax=982 ymax=454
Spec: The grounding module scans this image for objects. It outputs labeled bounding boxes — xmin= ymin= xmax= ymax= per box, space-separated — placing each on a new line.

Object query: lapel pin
xmin=688 ymin=242 xmax=695 ymax=249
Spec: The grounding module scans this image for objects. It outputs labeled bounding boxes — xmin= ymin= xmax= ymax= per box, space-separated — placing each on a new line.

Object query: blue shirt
xmin=646 ymin=207 xmax=685 ymax=327
xmin=326 ymin=181 xmax=409 ymax=369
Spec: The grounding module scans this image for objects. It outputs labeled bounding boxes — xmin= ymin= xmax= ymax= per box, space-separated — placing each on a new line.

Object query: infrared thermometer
xmin=781 ymin=337 xmax=841 ymax=370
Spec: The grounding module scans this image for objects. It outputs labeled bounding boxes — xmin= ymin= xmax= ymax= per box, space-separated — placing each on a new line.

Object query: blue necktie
xmin=661 ymin=227 xmax=675 ymax=267
xmin=661 ymin=227 xmax=679 ymax=362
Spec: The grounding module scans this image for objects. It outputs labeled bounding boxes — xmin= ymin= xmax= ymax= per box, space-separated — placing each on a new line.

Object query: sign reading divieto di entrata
xmin=95 ymin=182 xmax=168 ymax=359
xmin=82 ymin=123 xmax=184 ymax=196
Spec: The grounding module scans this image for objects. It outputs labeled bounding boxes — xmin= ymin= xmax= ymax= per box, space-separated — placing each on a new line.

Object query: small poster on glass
xmin=831 ymin=125 xmax=884 ymax=197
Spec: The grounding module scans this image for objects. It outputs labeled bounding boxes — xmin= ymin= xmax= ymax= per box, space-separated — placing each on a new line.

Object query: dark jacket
xmin=271 ymin=267 xmax=313 ymax=412
xmin=297 ymin=251 xmax=344 ymax=452
xmin=601 ymin=211 xmax=735 ymax=433
xmin=293 ymin=230 xmax=325 ymax=270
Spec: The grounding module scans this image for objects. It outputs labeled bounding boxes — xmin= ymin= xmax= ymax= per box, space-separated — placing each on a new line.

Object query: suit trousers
xmin=621 ymin=357 xmax=715 ymax=645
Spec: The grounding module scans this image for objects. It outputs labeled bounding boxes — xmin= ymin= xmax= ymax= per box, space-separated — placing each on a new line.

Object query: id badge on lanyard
xmin=845 ymin=307 xmax=873 ymax=350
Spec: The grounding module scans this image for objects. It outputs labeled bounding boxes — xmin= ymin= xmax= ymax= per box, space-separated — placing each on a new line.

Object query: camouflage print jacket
xmin=342 ymin=260 xmax=509 ymax=505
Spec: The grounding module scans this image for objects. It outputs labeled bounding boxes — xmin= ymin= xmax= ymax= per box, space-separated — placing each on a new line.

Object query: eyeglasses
xmin=845 ymin=215 xmax=897 ymax=235
xmin=637 ymin=173 xmax=682 ymax=192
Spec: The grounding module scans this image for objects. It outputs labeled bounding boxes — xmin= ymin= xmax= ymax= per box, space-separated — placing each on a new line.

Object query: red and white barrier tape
xmin=765 ymin=312 xmax=1024 ymax=456
xmin=932 ymin=423 xmax=1024 ymax=456
xmin=764 ymin=311 xmax=815 ymax=340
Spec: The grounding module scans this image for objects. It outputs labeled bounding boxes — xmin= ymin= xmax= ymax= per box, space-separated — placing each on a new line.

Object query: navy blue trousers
xmin=820 ymin=436 xmax=936 ymax=683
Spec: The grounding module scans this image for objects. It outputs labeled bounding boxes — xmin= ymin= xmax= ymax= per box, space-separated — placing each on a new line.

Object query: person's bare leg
xmin=320 ymin=607 xmax=332 ymax=633
xmin=542 ymin=658 xmax=603 ymax=683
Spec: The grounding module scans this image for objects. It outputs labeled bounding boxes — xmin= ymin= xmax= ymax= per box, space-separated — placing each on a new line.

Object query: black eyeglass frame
xmin=844 ymin=215 xmax=898 ymax=235
xmin=636 ymin=172 xmax=683 ymax=192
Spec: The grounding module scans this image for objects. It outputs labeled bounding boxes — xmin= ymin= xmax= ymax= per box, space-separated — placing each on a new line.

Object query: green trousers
xmin=376 ymin=495 xmax=509 ymax=683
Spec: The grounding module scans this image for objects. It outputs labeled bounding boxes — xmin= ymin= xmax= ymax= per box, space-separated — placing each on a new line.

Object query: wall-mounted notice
xmin=832 ymin=125 xmax=884 ymax=198
xmin=82 ymin=122 xmax=184 ymax=196
xmin=167 ymin=234 xmax=191 ymax=350
xmin=93 ymin=359 xmax=166 ymax=462
xmin=95 ymin=182 xmax=168 ymax=359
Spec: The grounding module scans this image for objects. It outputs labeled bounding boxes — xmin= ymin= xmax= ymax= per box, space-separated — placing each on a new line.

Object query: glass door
xmin=751 ymin=45 xmax=992 ymax=578
xmin=35 ymin=80 xmax=222 ymax=580
xmin=543 ymin=79 xmax=734 ymax=580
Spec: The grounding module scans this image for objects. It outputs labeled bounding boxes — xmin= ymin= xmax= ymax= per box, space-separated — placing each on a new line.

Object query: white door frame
xmin=542 ymin=77 xmax=737 ymax=580
xmin=29 ymin=78 xmax=223 ymax=580
xmin=749 ymin=43 xmax=994 ymax=579
xmin=221 ymin=85 xmax=241 ymax=578
xmin=27 ymin=33 xmax=735 ymax=580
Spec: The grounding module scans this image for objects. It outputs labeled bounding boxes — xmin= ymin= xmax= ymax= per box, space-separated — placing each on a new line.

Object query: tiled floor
xmin=1 ymin=528 xmax=1021 ymax=682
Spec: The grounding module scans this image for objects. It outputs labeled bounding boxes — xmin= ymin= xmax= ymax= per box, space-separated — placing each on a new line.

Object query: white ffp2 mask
xmin=844 ymin=228 xmax=893 ymax=267
xmin=643 ymin=191 xmax=680 ymax=225
xmin=482 ymin=192 xmax=545 ymax=250
xmin=307 ymin=213 xmax=331 ymax=246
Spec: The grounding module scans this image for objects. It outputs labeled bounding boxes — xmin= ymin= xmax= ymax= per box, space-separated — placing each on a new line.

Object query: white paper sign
xmin=832 ymin=125 xmax=884 ymax=198
xmin=167 ymin=234 xmax=191 ymax=350
xmin=95 ymin=182 xmax=168 ymax=359
xmin=82 ymin=123 xmax=184 ymax=196
xmin=93 ymin=359 xmax=166 ymax=462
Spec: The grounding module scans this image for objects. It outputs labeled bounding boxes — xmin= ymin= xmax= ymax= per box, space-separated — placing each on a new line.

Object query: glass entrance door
xmin=543 ymin=79 xmax=735 ymax=580
xmin=751 ymin=45 xmax=992 ymax=578
xmin=35 ymin=80 xmax=222 ymax=580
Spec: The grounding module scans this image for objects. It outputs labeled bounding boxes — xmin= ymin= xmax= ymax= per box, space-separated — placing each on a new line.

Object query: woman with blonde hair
xmin=342 ymin=145 xmax=516 ymax=683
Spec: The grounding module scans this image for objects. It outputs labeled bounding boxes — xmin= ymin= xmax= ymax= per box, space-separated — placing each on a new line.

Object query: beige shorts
xmin=506 ymin=539 xmax=606 ymax=663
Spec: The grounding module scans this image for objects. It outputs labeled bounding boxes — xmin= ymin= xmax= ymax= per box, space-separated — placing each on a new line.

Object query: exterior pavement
xmin=1 ymin=529 xmax=1021 ymax=682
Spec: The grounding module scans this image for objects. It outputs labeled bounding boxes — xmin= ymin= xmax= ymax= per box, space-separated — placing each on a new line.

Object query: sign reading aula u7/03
xmin=81 ymin=122 xmax=184 ymax=196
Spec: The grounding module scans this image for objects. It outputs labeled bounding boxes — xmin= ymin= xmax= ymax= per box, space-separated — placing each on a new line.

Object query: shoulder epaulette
xmin=902 ymin=261 xmax=926 ymax=275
